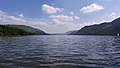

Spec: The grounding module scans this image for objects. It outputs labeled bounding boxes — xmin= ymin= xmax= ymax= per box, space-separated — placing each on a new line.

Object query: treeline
xmin=0 ymin=25 xmax=47 ymax=36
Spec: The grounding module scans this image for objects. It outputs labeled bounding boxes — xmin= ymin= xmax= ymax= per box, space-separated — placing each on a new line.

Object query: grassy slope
xmin=0 ymin=25 xmax=47 ymax=36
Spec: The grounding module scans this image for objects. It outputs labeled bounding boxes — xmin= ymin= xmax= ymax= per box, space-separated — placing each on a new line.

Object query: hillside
xmin=0 ymin=25 xmax=47 ymax=36
xmin=74 ymin=17 xmax=120 ymax=35
xmin=64 ymin=30 xmax=78 ymax=35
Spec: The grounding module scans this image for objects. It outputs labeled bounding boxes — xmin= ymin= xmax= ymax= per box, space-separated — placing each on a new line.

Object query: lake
xmin=0 ymin=35 xmax=120 ymax=68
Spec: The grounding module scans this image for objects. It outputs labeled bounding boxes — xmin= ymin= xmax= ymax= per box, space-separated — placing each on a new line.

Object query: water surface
xmin=0 ymin=35 xmax=120 ymax=68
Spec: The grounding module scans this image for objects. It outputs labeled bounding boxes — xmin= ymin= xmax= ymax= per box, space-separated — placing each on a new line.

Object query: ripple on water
xmin=0 ymin=35 xmax=120 ymax=68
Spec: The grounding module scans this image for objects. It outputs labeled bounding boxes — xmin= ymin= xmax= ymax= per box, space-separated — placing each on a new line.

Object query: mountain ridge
xmin=73 ymin=17 xmax=120 ymax=35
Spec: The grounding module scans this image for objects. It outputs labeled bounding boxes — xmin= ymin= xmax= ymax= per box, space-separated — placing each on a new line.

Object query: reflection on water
xmin=0 ymin=35 xmax=120 ymax=68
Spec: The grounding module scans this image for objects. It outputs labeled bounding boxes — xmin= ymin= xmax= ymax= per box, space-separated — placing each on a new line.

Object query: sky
xmin=0 ymin=0 xmax=120 ymax=33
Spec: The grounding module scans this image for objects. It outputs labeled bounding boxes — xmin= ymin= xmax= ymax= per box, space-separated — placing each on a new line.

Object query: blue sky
xmin=0 ymin=0 xmax=120 ymax=33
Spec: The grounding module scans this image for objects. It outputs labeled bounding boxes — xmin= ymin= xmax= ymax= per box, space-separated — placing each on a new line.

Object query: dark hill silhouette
xmin=74 ymin=17 xmax=120 ymax=35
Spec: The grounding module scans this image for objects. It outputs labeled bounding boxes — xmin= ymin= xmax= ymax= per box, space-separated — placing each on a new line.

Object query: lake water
xmin=0 ymin=35 xmax=120 ymax=68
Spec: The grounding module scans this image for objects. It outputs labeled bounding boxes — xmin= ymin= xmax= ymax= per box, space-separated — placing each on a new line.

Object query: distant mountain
xmin=74 ymin=17 xmax=120 ymax=35
xmin=64 ymin=30 xmax=78 ymax=35
xmin=0 ymin=25 xmax=48 ymax=36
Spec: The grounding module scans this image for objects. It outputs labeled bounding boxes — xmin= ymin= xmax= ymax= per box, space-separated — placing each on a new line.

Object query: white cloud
xmin=6 ymin=16 xmax=26 ymax=23
xmin=99 ymin=12 xmax=119 ymax=23
xmin=104 ymin=12 xmax=120 ymax=22
xmin=80 ymin=3 xmax=104 ymax=13
xmin=42 ymin=4 xmax=64 ymax=14
xmin=0 ymin=10 xmax=83 ymax=33
xmin=70 ymin=12 xmax=74 ymax=15
xmin=105 ymin=0 xmax=112 ymax=1
xmin=18 ymin=14 xmax=24 ymax=18
xmin=0 ymin=10 xmax=26 ymax=24
xmin=109 ymin=12 xmax=117 ymax=18
xmin=47 ymin=14 xmax=81 ymax=33
xmin=74 ymin=16 xmax=80 ymax=19
xmin=28 ymin=17 xmax=82 ymax=33
xmin=91 ymin=12 xmax=120 ymax=25
xmin=49 ymin=15 xmax=80 ymax=22
xmin=0 ymin=10 xmax=5 ymax=16
xmin=49 ymin=15 xmax=74 ymax=21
